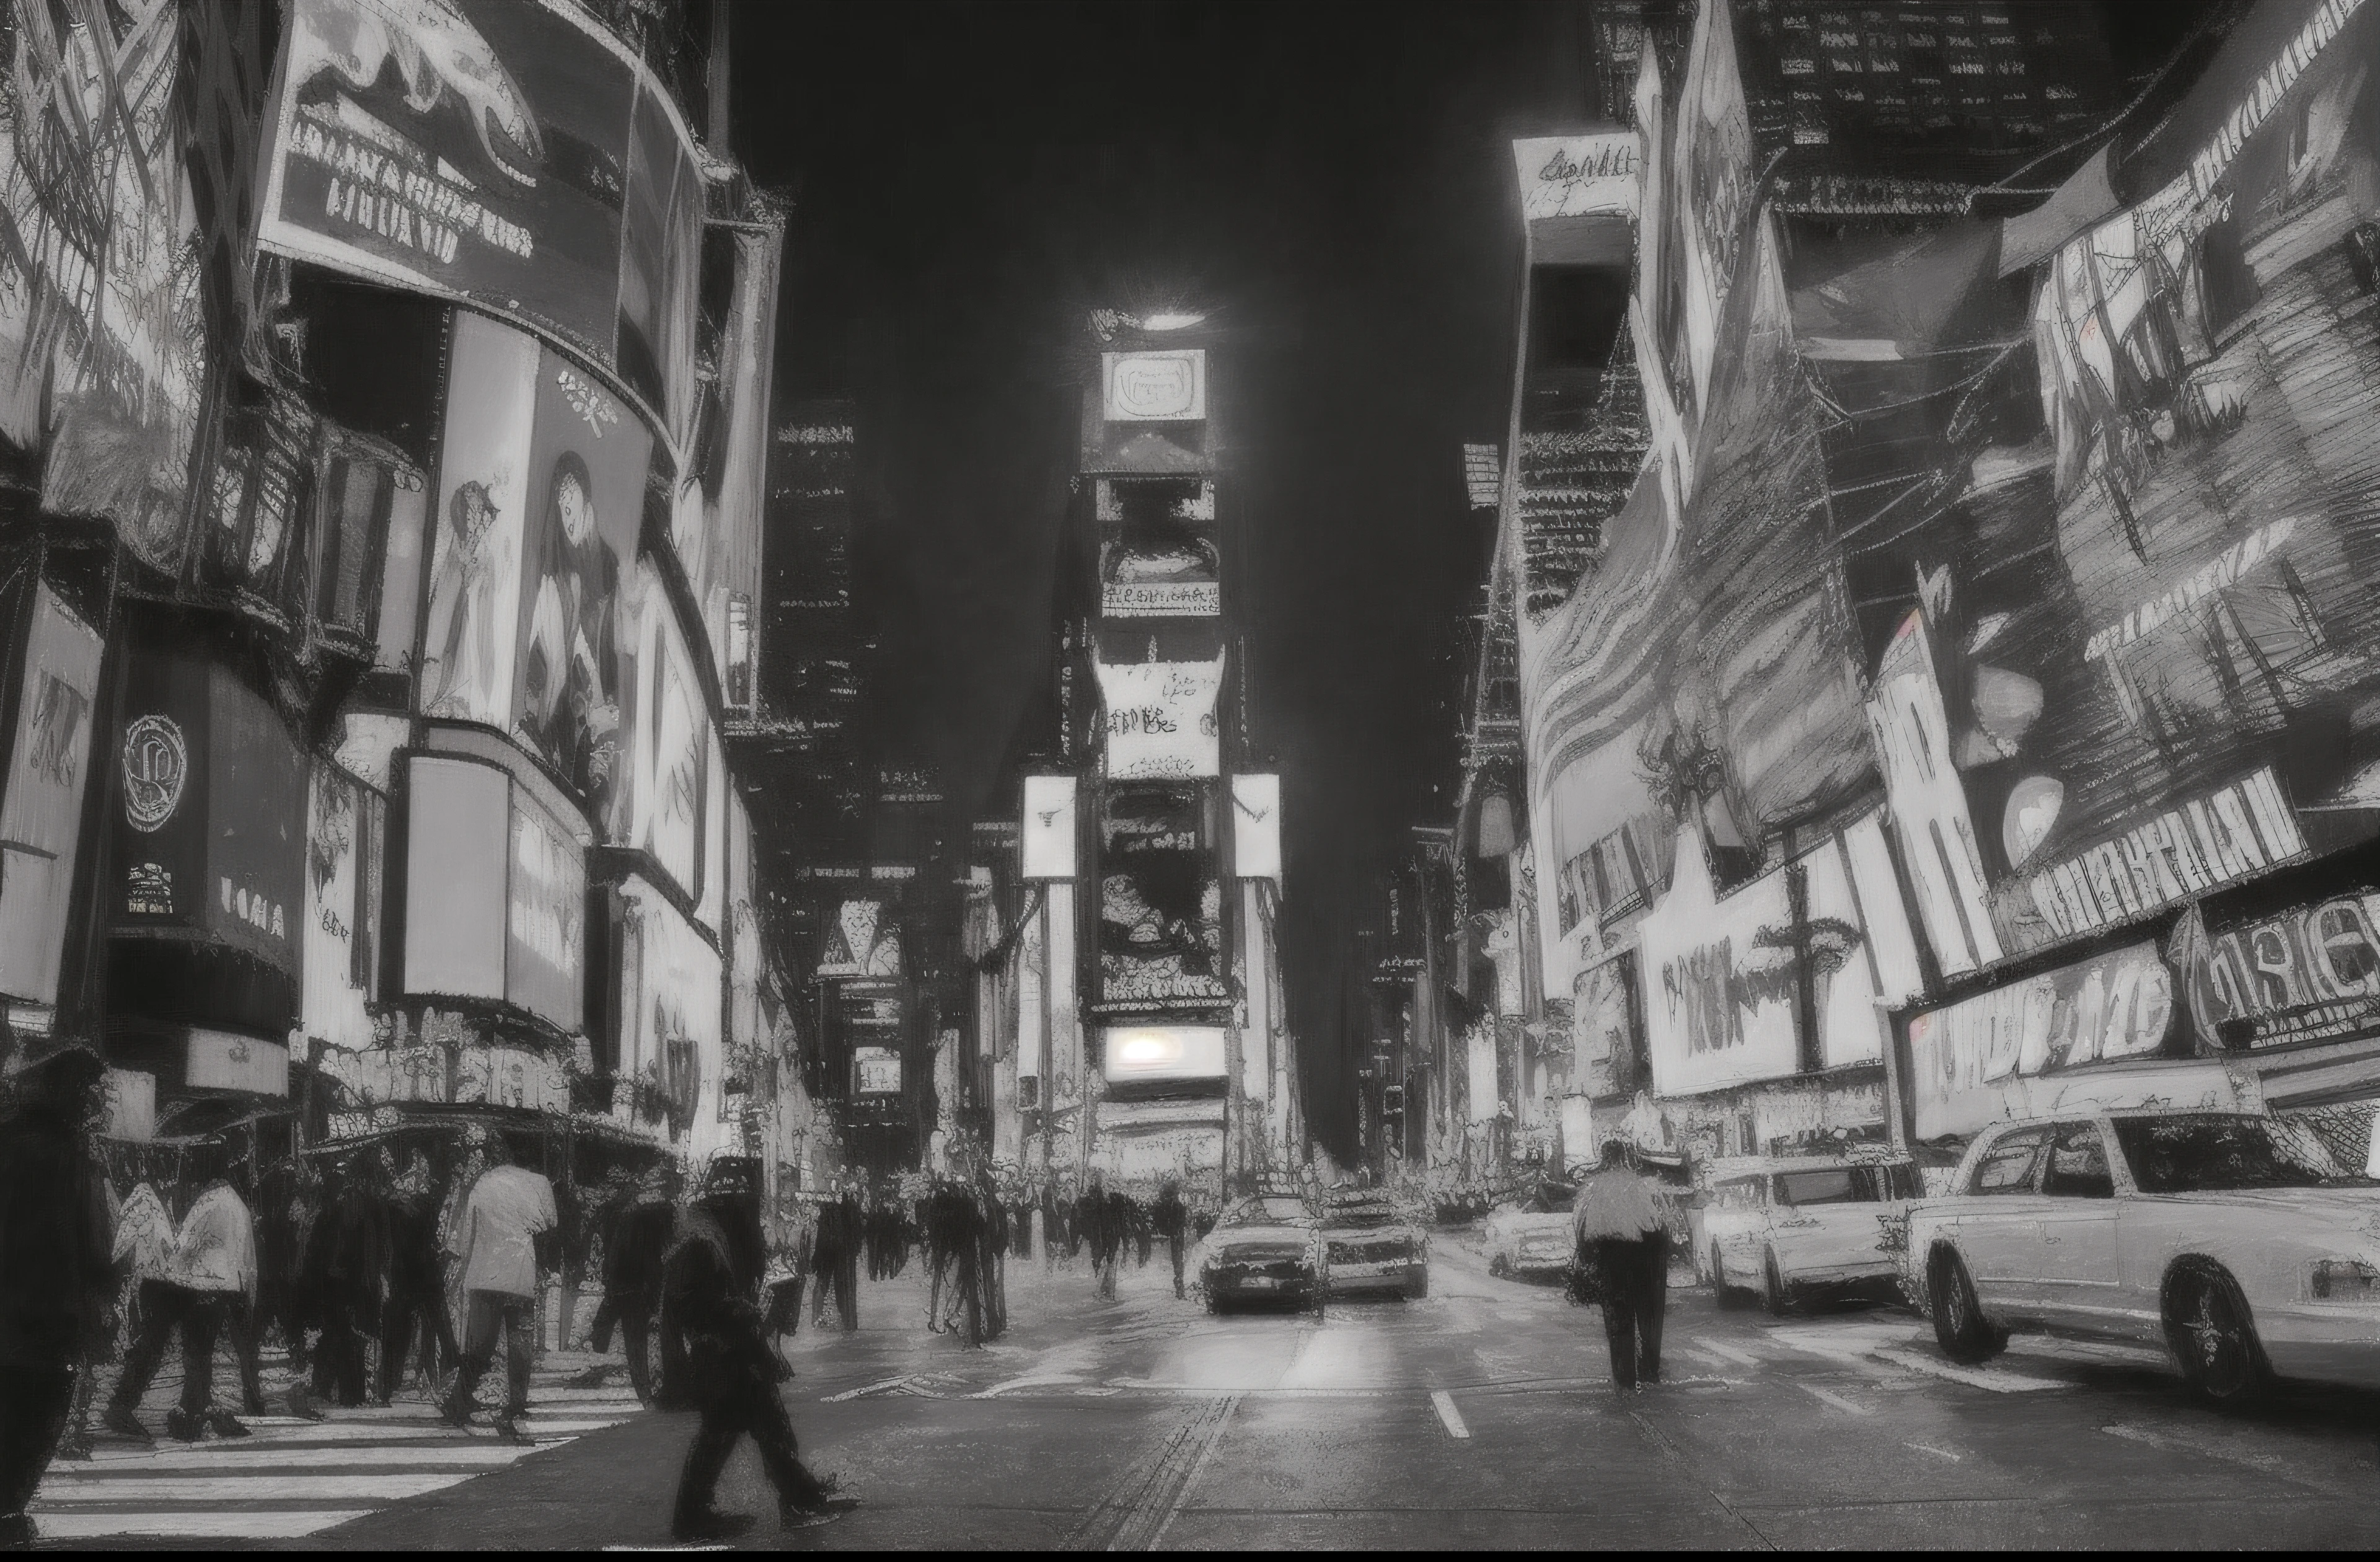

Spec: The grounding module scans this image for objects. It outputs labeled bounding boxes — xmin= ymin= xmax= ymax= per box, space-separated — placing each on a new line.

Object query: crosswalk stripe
xmin=38 ymin=1473 xmax=482 ymax=1503
xmin=55 ymin=1443 xmax=540 ymax=1473
xmin=1690 ymin=1336 xmax=1766 ymax=1368
xmin=29 ymin=1510 xmax=374 ymax=1540
xmin=1870 ymin=1346 xmax=2068 ymax=1393
xmin=1794 ymin=1382 xmax=1871 ymax=1416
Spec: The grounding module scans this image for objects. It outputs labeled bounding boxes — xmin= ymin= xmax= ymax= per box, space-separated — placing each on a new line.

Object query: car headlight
xmin=2307 ymin=1258 xmax=2380 ymax=1303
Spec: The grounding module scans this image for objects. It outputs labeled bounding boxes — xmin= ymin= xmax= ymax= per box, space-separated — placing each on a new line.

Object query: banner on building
xmin=1232 ymin=774 xmax=1281 ymax=883
xmin=1096 ymin=654 xmax=1224 ymax=781
xmin=818 ymin=899 xmax=902 ymax=979
xmin=1102 ymin=350 xmax=1206 ymax=422
xmin=258 ymin=0 xmax=703 ymax=442
xmin=1021 ymin=775 xmax=1078 ymax=880
xmin=187 ymin=1030 xmax=291 ymax=1096
xmin=1512 ymin=133 xmax=1641 ymax=221
xmin=0 ymin=586 xmax=105 ymax=1006
xmin=1102 ymin=1025 xmax=1226 ymax=1085
xmin=853 ymin=1046 xmax=902 ymax=1096
xmin=1098 ymin=479 xmax=1219 ymax=617
xmin=617 ymin=873 xmax=722 ymax=1122
xmin=1099 ymin=785 xmax=1227 ymax=1010
xmin=1638 ymin=826 xmax=1799 ymax=1096
xmin=422 ymin=314 xmax=653 ymax=831
xmin=622 ymin=557 xmax=710 ymax=899
xmin=401 ymin=754 xmax=587 ymax=1031
xmin=303 ymin=762 xmax=382 ymax=1052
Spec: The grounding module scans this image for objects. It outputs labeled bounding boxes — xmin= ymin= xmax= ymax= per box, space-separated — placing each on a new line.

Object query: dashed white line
xmin=1794 ymin=1382 xmax=1872 ymax=1416
xmin=1905 ymin=1442 xmax=1963 ymax=1462
xmin=822 ymin=1374 xmax=915 ymax=1402
xmin=1691 ymin=1335 xmax=1766 ymax=1368
xmin=1430 ymin=1390 xmax=1471 ymax=1439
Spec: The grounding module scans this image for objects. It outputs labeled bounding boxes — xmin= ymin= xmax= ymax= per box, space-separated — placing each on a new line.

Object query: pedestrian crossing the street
xmin=29 ymin=1376 xmax=648 ymax=1543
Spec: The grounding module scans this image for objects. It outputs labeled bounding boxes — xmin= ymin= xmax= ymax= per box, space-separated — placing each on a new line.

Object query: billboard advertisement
xmin=1096 ymin=654 xmax=1224 ymax=781
xmin=1102 ymin=350 xmax=1206 ymax=422
xmin=622 ymin=557 xmax=711 ymax=898
xmin=400 ymin=754 xmax=587 ymax=1031
xmin=1098 ymin=785 xmax=1227 ymax=1011
xmin=259 ymin=0 xmax=703 ymax=443
xmin=818 ymin=900 xmax=902 ymax=979
xmin=1100 ymin=1025 xmax=1227 ymax=1085
xmin=1021 ymin=775 xmax=1078 ymax=880
xmin=1098 ymin=479 xmax=1219 ymax=618
xmin=0 ymin=585 xmax=104 ymax=1005
xmin=422 ymin=313 xmax=651 ymax=829
xmin=1637 ymin=826 xmax=1800 ymax=1098
xmin=302 ymin=762 xmax=381 ymax=1053
xmin=616 ymin=873 xmax=721 ymax=1129
xmin=113 ymin=654 xmax=307 ymax=979
xmin=0 ymin=0 xmax=206 ymax=571
xmin=1232 ymin=774 xmax=1281 ymax=883
xmin=853 ymin=1046 xmax=902 ymax=1096
xmin=1512 ymin=133 xmax=1641 ymax=221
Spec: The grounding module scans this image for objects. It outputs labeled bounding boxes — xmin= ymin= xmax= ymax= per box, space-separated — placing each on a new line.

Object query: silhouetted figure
xmin=1572 ymin=1142 xmax=1670 ymax=1393
xmin=597 ymin=1167 xmax=679 ymax=1408
xmin=1153 ymin=1181 xmax=1189 ymax=1299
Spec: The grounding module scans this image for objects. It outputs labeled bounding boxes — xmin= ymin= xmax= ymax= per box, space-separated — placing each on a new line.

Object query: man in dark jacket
xmin=0 ymin=1043 xmax=117 ymax=1548
xmin=307 ymin=1154 xmax=390 ymax=1408
xmin=377 ymin=1151 xmax=455 ymax=1405
xmin=1153 ymin=1180 xmax=1190 ymax=1299
xmin=664 ymin=1169 xmax=847 ymax=1540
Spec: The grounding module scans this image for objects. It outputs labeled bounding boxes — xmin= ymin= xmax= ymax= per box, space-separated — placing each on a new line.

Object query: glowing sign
xmin=1102 ymin=351 xmax=1207 ymax=422
xmin=1101 ymin=1025 xmax=1227 ymax=1083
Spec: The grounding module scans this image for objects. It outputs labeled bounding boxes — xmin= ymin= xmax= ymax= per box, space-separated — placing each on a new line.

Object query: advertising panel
xmin=2182 ymin=840 xmax=2380 ymax=1053
xmin=259 ymin=0 xmax=703 ymax=441
xmin=1021 ymin=775 xmax=1078 ymax=880
xmin=616 ymin=874 xmax=723 ymax=1117
xmin=0 ymin=0 xmax=206 ymax=571
xmin=112 ymin=654 xmax=306 ymax=978
xmin=186 ymin=1030 xmax=291 ymax=1097
xmin=1098 ymin=479 xmax=1219 ymax=618
xmin=1102 ymin=350 xmax=1207 ymax=422
xmin=400 ymin=753 xmax=586 ymax=1030
xmin=1867 ymin=609 xmax=2003 ymax=977
xmin=818 ymin=900 xmax=901 ymax=979
xmin=302 ymin=762 xmax=378 ymax=1053
xmin=1571 ymin=951 xmax=1641 ymax=1100
xmin=1100 ymin=1025 xmax=1227 ymax=1085
xmin=1096 ymin=654 xmax=1224 ymax=781
xmin=423 ymin=314 xmax=651 ymax=827
xmin=1637 ymin=826 xmax=1799 ymax=1097
xmin=684 ymin=219 xmax=783 ymax=700
xmin=1098 ymin=785 xmax=1227 ymax=1010
xmin=1232 ymin=774 xmax=1281 ymax=883
xmin=1512 ymin=133 xmax=1642 ymax=221
xmin=623 ymin=557 xmax=709 ymax=896
xmin=0 ymin=586 xmax=104 ymax=1005
xmin=853 ymin=1046 xmax=902 ymax=1096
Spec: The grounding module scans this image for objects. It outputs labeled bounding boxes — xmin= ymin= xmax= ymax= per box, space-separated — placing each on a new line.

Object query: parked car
xmin=1695 ymin=1154 xmax=1923 ymax=1314
xmin=1905 ymin=1110 xmax=2380 ymax=1403
xmin=1318 ymin=1192 xmax=1429 ymax=1300
xmin=1484 ymin=1180 xmax=1579 ymax=1281
xmin=1194 ymin=1193 xmax=1324 ymax=1314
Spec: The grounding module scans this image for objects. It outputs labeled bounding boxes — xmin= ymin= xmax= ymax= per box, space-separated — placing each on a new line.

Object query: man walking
xmin=378 ymin=1152 xmax=456 ymax=1404
xmin=1570 ymin=1141 xmax=1670 ymax=1393
xmin=596 ymin=1165 xmax=677 ymax=1407
xmin=172 ymin=1157 xmax=267 ymax=1426
xmin=106 ymin=1145 xmax=258 ymax=1442
xmin=1153 ymin=1180 xmax=1189 ymax=1300
xmin=665 ymin=1166 xmax=851 ymax=1540
xmin=439 ymin=1144 xmax=557 ymax=1440
xmin=0 ymin=1041 xmax=117 ymax=1548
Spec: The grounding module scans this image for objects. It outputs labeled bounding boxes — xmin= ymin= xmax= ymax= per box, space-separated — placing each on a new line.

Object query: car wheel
xmin=1761 ymin=1250 xmax=1797 ymax=1317
xmin=2164 ymin=1262 xmax=2268 ymax=1406
xmin=1488 ymin=1254 xmax=1512 ymax=1280
xmin=1928 ymin=1247 xmax=2005 ymax=1364
xmin=1711 ymin=1245 xmax=1748 ymax=1310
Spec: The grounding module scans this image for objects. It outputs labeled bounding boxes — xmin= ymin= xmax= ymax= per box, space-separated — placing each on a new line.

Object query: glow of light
xmin=1114 ymin=1029 xmax=1185 ymax=1069
xmin=1140 ymin=311 xmax=1207 ymax=332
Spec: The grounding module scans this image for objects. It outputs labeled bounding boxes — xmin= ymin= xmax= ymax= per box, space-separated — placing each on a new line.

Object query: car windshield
xmin=1773 ymin=1165 xmax=1911 ymax=1206
xmin=2111 ymin=1114 xmax=2355 ymax=1193
xmin=1230 ymin=1196 xmax=1312 ymax=1225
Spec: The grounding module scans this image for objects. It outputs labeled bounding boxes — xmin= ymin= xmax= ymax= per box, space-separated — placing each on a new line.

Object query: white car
xmin=1698 ymin=1154 xmax=1923 ymax=1315
xmin=1905 ymin=1110 xmax=2380 ymax=1402
xmin=1483 ymin=1181 xmax=1579 ymax=1281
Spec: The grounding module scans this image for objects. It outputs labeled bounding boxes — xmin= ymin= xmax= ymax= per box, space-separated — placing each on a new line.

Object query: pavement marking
xmin=1691 ymin=1336 xmax=1767 ymax=1369
xmin=1144 ymin=1394 xmax=1243 ymax=1551
xmin=1060 ymin=1393 xmax=1241 ymax=1551
xmin=1673 ymin=1346 xmax=1731 ymax=1370
xmin=37 ymin=1473 xmax=481 ymax=1503
xmin=1904 ymin=1443 xmax=1964 ymax=1463
xmin=1794 ymin=1383 xmax=1872 ymax=1417
xmin=29 ymin=1510 xmax=373 ymax=1540
xmin=55 ymin=1442 xmax=542 ymax=1472
xmin=1625 ymin=1410 xmax=1777 ymax=1550
xmin=1429 ymin=1390 xmax=1471 ymax=1439
xmin=2098 ymin=1423 xmax=2365 ymax=1497
xmin=1871 ymin=1347 xmax=2070 ymax=1394
xmin=2006 ymin=1335 xmax=2169 ymax=1371
xmin=822 ymin=1373 xmax=915 ymax=1402
xmin=971 ymin=1373 xmax=1088 ymax=1398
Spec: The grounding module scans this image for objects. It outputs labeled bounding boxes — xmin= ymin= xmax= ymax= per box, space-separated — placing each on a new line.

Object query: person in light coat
xmin=1571 ymin=1140 xmax=1670 ymax=1393
xmin=438 ymin=1143 xmax=557 ymax=1440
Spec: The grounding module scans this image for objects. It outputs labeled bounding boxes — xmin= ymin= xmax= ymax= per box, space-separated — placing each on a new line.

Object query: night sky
xmin=728 ymin=1 xmax=2226 ymax=1161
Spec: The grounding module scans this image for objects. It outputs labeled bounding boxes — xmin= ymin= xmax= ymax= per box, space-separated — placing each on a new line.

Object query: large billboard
xmin=621 ymin=557 xmax=711 ymax=898
xmin=0 ymin=0 xmax=206 ymax=570
xmin=1098 ymin=785 xmax=1227 ymax=1011
xmin=259 ymin=0 xmax=703 ymax=443
xmin=0 ymin=586 xmax=105 ymax=1005
xmin=421 ymin=313 xmax=651 ymax=829
xmin=1096 ymin=654 xmax=1224 ymax=781
xmin=616 ymin=873 xmax=721 ymax=1129
xmin=400 ymin=754 xmax=587 ymax=1031
xmin=1098 ymin=479 xmax=1219 ymax=618
xmin=1102 ymin=351 xmax=1207 ymax=423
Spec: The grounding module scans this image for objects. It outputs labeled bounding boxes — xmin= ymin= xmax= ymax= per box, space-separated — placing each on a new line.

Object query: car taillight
xmin=2307 ymin=1258 xmax=2380 ymax=1302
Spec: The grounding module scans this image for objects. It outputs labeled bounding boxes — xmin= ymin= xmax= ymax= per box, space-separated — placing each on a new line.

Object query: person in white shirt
xmin=1570 ymin=1140 xmax=1671 ymax=1392
xmin=439 ymin=1145 xmax=558 ymax=1439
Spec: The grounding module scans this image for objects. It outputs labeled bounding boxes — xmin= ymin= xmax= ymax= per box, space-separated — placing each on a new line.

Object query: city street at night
xmin=31 ymin=1240 xmax=2380 ymax=1550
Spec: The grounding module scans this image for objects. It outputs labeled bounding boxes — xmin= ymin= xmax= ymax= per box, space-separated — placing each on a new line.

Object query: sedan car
xmin=1318 ymin=1193 xmax=1429 ymax=1300
xmin=1484 ymin=1180 xmax=1579 ymax=1281
xmin=1698 ymin=1154 xmax=1923 ymax=1315
xmin=1194 ymin=1193 xmax=1323 ymax=1313
xmin=1905 ymin=1110 xmax=2380 ymax=1402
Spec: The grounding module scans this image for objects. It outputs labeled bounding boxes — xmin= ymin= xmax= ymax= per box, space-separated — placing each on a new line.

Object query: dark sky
xmin=726 ymin=1 xmax=2229 ymax=1162
xmin=731 ymin=1 xmax=1596 ymax=1156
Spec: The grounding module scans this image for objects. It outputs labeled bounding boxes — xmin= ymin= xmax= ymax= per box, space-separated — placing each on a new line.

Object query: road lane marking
xmin=1905 ymin=1442 xmax=1963 ymax=1462
xmin=1430 ymin=1390 xmax=1471 ymax=1439
xmin=37 ymin=1473 xmax=478 ymax=1503
xmin=1144 ymin=1395 xmax=1241 ymax=1551
xmin=822 ymin=1374 xmax=914 ymax=1402
xmin=1626 ymin=1411 xmax=1778 ymax=1550
xmin=2098 ymin=1423 xmax=2366 ymax=1497
xmin=1794 ymin=1383 xmax=1871 ymax=1416
xmin=1691 ymin=1336 xmax=1766 ymax=1369
xmin=1060 ymin=1394 xmax=1240 ymax=1551
xmin=1871 ymin=1347 xmax=2069 ymax=1393
xmin=27 ymin=1511 xmax=372 ymax=1540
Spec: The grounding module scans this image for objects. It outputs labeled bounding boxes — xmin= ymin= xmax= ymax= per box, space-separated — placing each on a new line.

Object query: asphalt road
xmin=32 ymin=1235 xmax=2380 ymax=1550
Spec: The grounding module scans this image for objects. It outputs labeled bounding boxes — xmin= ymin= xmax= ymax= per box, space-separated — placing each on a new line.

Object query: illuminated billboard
xmin=1096 ymin=654 xmax=1224 ymax=781
xmin=853 ymin=1046 xmax=902 ymax=1096
xmin=400 ymin=754 xmax=588 ymax=1032
xmin=1098 ymin=479 xmax=1218 ymax=618
xmin=1098 ymin=785 xmax=1227 ymax=1010
xmin=1102 ymin=350 xmax=1207 ymax=422
xmin=1021 ymin=775 xmax=1078 ymax=880
xmin=1101 ymin=1025 xmax=1227 ymax=1084
xmin=258 ymin=0 xmax=703 ymax=442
